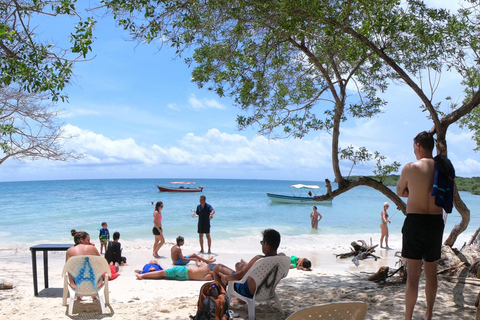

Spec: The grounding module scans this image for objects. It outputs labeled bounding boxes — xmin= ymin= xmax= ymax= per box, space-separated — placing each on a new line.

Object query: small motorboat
xmin=157 ymin=181 xmax=203 ymax=193
xmin=267 ymin=184 xmax=332 ymax=204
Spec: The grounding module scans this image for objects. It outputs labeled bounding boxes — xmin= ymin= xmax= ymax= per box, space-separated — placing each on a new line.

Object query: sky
xmin=0 ymin=1 xmax=478 ymax=182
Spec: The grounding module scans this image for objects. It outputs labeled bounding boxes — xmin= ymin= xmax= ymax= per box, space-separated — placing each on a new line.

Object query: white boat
xmin=157 ymin=181 xmax=203 ymax=193
xmin=267 ymin=184 xmax=332 ymax=204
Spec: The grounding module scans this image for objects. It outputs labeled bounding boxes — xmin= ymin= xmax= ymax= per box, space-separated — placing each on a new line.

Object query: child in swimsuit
xmin=99 ymin=222 xmax=109 ymax=254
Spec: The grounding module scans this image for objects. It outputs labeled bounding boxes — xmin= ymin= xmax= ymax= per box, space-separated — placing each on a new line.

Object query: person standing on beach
xmin=212 ymin=229 xmax=284 ymax=297
xmin=152 ymin=201 xmax=165 ymax=258
xmin=196 ymin=195 xmax=215 ymax=254
xmin=396 ymin=131 xmax=445 ymax=320
xmin=380 ymin=202 xmax=391 ymax=249
xmin=99 ymin=222 xmax=109 ymax=254
xmin=310 ymin=206 xmax=322 ymax=229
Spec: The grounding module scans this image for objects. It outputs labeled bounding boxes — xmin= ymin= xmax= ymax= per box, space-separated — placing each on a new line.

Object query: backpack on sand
xmin=190 ymin=281 xmax=230 ymax=320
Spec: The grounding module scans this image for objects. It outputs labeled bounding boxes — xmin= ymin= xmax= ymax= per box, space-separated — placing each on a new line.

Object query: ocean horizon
xmin=2 ymin=178 xmax=479 ymax=252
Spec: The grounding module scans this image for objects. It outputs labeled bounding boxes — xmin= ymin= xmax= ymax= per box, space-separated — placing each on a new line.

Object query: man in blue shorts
xmin=171 ymin=236 xmax=216 ymax=266
xmin=397 ymin=131 xmax=447 ymax=320
xmin=212 ymin=229 xmax=285 ymax=299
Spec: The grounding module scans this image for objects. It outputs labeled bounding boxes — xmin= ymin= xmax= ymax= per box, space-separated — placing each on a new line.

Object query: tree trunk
xmin=444 ymin=186 xmax=471 ymax=247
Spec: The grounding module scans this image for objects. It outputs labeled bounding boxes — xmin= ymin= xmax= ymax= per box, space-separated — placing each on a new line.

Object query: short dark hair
xmin=113 ymin=231 xmax=120 ymax=240
xmin=176 ymin=236 xmax=184 ymax=245
xmin=414 ymin=131 xmax=434 ymax=152
xmin=262 ymin=229 xmax=281 ymax=250
xmin=302 ymin=259 xmax=312 ymax=269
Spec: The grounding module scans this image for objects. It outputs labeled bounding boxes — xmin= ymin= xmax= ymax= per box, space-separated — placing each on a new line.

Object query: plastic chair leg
xmin=247 ymin=300 xmax=256 ymax=320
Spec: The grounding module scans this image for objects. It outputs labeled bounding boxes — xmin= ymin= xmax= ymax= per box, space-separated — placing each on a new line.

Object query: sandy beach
xmin=0 ymin=234 xmax=479 ymax=320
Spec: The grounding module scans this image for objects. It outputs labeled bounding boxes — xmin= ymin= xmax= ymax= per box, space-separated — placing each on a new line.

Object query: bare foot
xmin=135 ymin=274 xmax=143 ymax=280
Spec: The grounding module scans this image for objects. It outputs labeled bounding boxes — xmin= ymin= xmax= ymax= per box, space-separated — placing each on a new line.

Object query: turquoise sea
xmin=1 ymin=178 xmax=479 ymax=248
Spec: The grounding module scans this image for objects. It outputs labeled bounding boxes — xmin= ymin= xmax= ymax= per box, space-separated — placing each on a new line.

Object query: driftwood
xmin=364 ymin=258 xmax=407 ymax=284
xmin=0 ymin=282 xmax=13 ymax=290
xmin=336 ymin=239 xmax=380 ymax=266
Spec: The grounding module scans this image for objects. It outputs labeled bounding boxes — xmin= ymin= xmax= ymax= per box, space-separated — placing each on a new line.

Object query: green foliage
xmin=456 ymin=176 xmax=480 ymax=195
xmin=102 ymin=0 xmax=480 ymax=182
xmin=103 ymin=0 xmax=392 ymax=139
xmin=0 ymin=0 xmax=96 ymax=101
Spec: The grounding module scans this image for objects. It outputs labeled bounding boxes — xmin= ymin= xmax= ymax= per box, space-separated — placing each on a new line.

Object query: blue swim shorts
xmin=175 ymin=256 xmax=190 ymax=266
xmin=234 ymin=282 xmax=253 ymax=298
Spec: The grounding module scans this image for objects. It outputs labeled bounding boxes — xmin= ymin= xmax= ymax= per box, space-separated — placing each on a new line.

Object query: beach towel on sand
xmin=431 ymin=154 xmax=455 ymax=213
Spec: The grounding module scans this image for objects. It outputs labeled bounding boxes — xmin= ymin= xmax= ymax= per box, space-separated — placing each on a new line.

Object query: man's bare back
xmin=396 ymin=158 xmax=442 ymax=215
xmin=171 ymin=245 xmax=182 ymax=263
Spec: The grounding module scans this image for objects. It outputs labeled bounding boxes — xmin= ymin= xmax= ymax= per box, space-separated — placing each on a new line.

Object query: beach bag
xmin=191 ymin=281 xmax=230 ymax=320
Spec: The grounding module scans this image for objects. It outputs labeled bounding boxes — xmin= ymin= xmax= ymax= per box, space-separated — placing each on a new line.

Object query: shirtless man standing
xmin=396 ymin=131 xmax=444 ymax=320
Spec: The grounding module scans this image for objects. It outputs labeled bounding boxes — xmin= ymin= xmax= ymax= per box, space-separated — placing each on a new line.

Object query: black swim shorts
xmin=402 ymin=214 xmax=444 ymax=262
xmin=197 ymin=221 xmax=210 ymax=234
xmin=152 ymin=226 xmax=162 ymax=236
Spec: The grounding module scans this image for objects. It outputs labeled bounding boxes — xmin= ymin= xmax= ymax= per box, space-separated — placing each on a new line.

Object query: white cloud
xmin=167 ymin=103 xmax=180 ymax=110
xmin=34 ymin=125 xmax=333 ymax=179
xmin=63 ymin=124 xmax=158 ymax=164
xmin=59 ymin=108 xmax=101 ymax=118
xmin=188 ymin=94 xmax=226 ymax=110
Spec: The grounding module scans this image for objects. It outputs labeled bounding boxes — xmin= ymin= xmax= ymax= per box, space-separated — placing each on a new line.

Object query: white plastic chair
xmin=62 ymin=255 xmax=111 ymax=315
xmin=226 ymin=255 xmax=290 ymax=320
xmin=286 ymin=301 xmax=368 ymax=320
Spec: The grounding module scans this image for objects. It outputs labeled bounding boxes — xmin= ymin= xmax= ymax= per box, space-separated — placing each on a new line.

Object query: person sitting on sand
xmin=290 ymin=256 xmax=312 ymax=271
xmin=212 ymin=229 xmax=284 ymax=298
xmin=135 ymin=264 xmax=213 ymax=281
xmin=171 ymin=236 xmax=216 ymax=266
xmin=105 ymin=231 xmax=127 ymax=270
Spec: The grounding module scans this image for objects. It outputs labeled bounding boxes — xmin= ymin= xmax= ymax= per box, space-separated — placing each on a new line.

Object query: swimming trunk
xmin=234 ymin=282 xmax=253 ymax=298
xmin=152 ymin=227 xmax=162 ymax=236
xmin=402 ymin=214 xmax=444 ymax=262
xmin=165 ymin=266 xmax=190 ymax=280
xmin=290 ymin=256 xmax=298 ymax=268
xmin=174 ymin=256 xmax=190 ymax=265
xmin=139 ymin=263 xmax=163 ymax=274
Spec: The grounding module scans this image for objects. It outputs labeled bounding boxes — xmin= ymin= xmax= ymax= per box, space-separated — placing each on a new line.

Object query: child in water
xmin=99 ymin=222 xmax=110 ymax=254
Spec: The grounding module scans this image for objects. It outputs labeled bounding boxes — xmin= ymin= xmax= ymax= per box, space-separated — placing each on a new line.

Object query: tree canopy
xmin=103 ymin=0 xmax=480 ymax=246
xmin=0 ymin=0 xmax=94 ymax=164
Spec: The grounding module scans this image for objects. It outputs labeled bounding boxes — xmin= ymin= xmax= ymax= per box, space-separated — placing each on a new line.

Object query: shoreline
xmin=1 ymin=234 xmax=479 ymax=319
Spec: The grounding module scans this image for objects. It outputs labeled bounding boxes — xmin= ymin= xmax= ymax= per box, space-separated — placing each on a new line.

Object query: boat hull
xmin=157 ymin=185 xmax=203 ymax=193
xmin=266 ymin=193 xmax=332 ymax=204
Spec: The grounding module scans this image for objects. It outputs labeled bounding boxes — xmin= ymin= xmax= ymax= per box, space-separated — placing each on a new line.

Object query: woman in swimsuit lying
xmin=135 ymin=263 xmax=213 ymax=281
